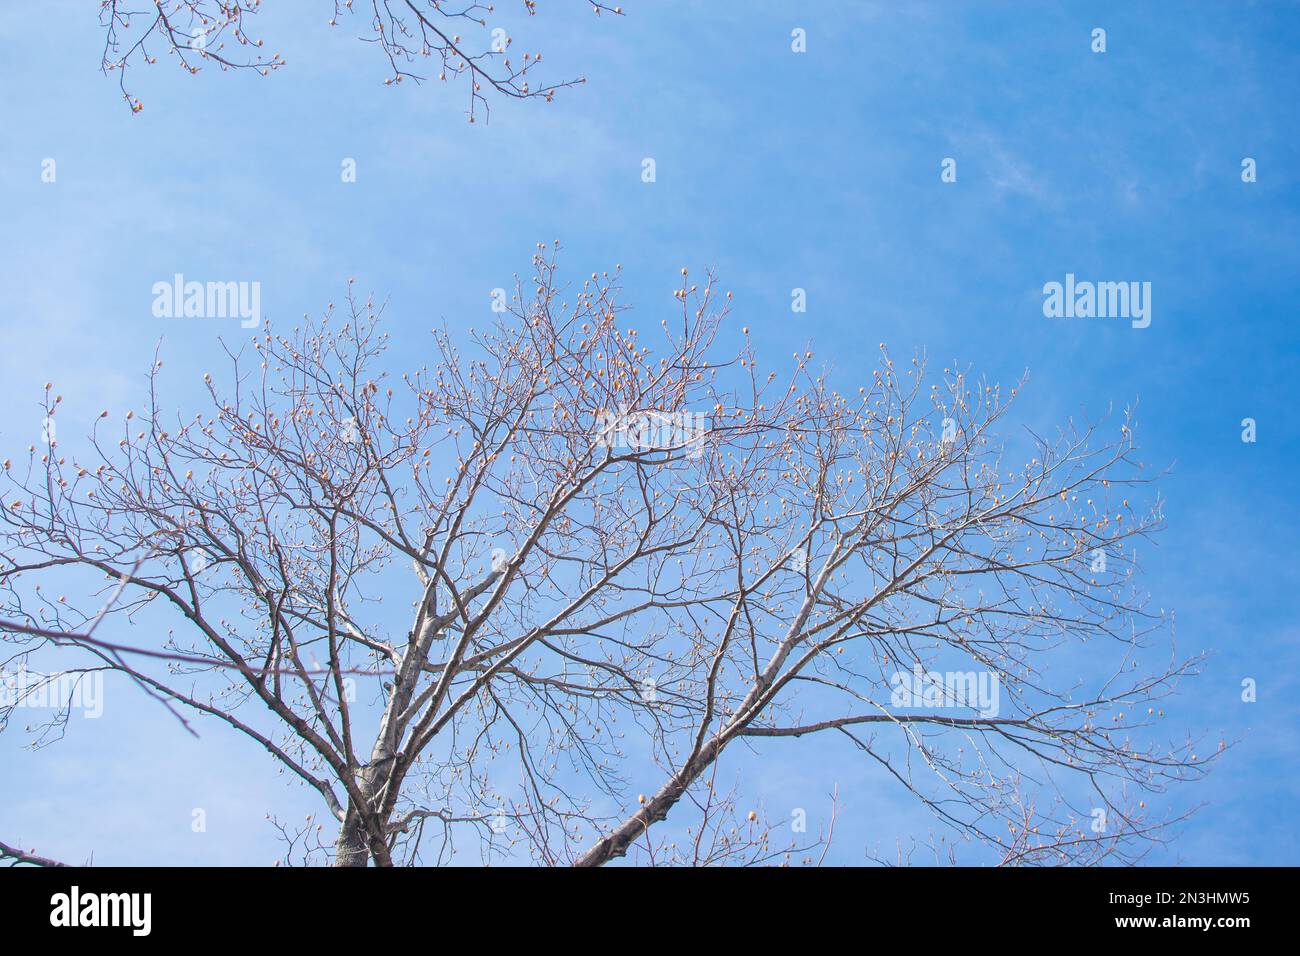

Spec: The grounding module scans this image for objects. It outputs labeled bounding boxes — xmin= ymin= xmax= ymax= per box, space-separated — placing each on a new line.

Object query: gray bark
xmin=575 ymin=741 xmax=721 ymax=867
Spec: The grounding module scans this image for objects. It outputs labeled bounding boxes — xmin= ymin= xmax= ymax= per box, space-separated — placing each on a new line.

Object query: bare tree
xmin=98 ymin=0 xmax=624 ymax=119
xmin=1 ymin=247 xmax=1213 ymax=866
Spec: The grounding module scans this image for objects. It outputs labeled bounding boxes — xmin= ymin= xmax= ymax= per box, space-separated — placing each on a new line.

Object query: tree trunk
xmin=332 ymin=772 xmax=377 ymax=867
xmin=333 ymin=810 xmax=371 ymax=867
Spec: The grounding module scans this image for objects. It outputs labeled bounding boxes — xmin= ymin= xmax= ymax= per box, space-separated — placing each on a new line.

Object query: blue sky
xmin=1 ymin=1 xmax=1297 ymax=865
